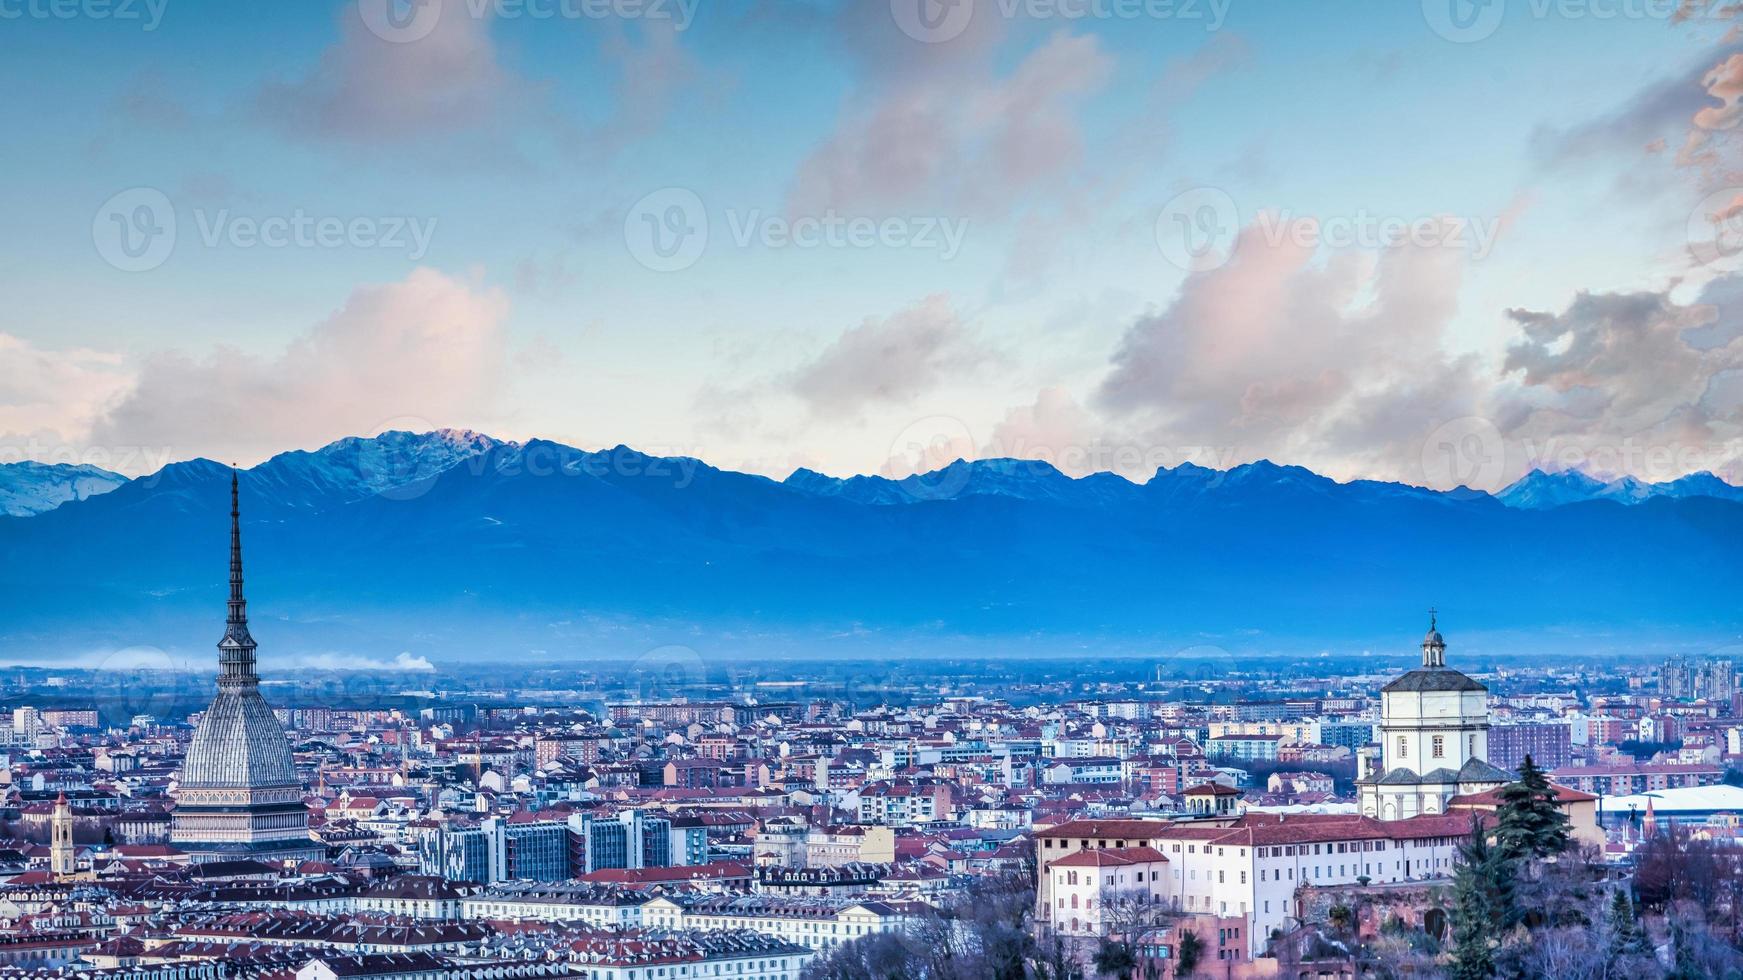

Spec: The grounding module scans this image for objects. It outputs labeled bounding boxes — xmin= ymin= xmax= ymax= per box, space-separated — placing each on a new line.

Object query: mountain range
xmin=0 ymin=461 xmax=129 ymax=517
xmin=1 ymin=430 xmax=1738 ymax=664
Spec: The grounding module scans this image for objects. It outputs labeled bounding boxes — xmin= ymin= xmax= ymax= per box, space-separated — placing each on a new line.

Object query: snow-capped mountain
xmin=1 ymin=430 xmax=1738 ymax=661
xmin=1497 ymin=468 xmax=1743 ymax=509
xmin=0 ymin=461 xmax=127 ymax=517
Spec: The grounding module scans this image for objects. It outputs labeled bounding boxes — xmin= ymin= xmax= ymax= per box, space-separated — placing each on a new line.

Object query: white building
xmin=1045 ymin=845 xmax=1170 ymax=936
xmin=1357 ymin=616 xmax=1512 ymax=820
xmin=1035 ymin=812 xmax=1476 ymax=957
xmin=640 ymin=895 xmax=916 ymax=951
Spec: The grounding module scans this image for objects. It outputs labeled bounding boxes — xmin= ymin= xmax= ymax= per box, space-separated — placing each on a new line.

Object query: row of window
xmin=1395 ymin=734 xmax=1478 ymax=758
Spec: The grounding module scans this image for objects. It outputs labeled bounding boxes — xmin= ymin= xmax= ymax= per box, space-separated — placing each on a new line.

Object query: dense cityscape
xmin=0 ymin=482 xmax=1728 ymax=978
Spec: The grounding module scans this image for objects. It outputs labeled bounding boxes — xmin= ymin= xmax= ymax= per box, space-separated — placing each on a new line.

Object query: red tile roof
xmin=1048 ymin=845 xmax=1168 ymax=868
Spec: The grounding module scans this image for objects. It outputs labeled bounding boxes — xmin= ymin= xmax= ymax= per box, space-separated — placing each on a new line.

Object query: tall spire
xmin=217 ymin=469 xmax=259 ymax=693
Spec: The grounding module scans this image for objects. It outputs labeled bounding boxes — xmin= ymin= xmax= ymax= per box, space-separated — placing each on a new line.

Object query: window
xmin=1432 ymin=735 xmax=1445 ymax=758
xmin=1397 ymin=736 xmax=1408 ymax=756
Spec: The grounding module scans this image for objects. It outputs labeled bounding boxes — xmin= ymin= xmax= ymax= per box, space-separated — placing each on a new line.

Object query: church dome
xmin=180 ymin=690 xmax=300 ymax=789
xmin=1382 ymin=611 xmax=1483 ymax=692
xmin=1380 ymin=668 xmax=1486 ymax=694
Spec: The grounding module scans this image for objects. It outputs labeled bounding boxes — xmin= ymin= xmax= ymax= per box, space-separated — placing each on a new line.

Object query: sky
xmin=2 ymin=0 xmax=1742 ymax=494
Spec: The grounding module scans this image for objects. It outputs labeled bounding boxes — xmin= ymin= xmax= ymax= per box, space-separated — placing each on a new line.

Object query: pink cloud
xmin=788 ymin=294 xmax=988 ymax=419
xmin=256 ymin=0 xmax=517 ymax=145
xmin=89 ymin=269 xmax=511 ymax=467
xmin=787 ymin=31 xmax=1113 ymax=219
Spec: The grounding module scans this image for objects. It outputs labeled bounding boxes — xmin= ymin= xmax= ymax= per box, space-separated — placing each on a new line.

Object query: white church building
xmin=1358 ymin=615 xmax=1514 ymax=820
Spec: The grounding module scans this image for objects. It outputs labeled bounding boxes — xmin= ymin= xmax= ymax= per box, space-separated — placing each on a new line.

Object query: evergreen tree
xmin=1494 ymin=755 xmax=1571 ymax=861
xmin=1091 ymin=939 xmax=1135 ymax=980
xmin=1174 ymin=930 xmax=1203 ymax=978
xmin=1449 ymin=818 xmax=1516 ymax=979
xmin=1606 ymin=889 xmax=1647 ymax=959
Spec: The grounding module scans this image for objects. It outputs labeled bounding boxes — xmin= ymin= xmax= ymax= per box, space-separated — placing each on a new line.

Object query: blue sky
xmin=2 ymin=0 xmax=1740 ymax=492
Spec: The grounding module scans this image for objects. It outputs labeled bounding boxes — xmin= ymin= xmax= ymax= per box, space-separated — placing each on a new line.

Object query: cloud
xmin=292 ymin=651 xmax=437 ymax=671
xmin=787 ymin=31 xmax=1113 ymax=218
xmin=255 ymin=0 xmax=517 ymax=145
xmin=1095 ymin=224 xmax=1481 ymax=481
xmin=1499 ymin=280 xmax=1743 ymax=478
xmin=576 ymin=20 xmax=704 ymax=160
xmin=788 ymin=294 xmax=988 ymax=419
xmin=1084 ymin=219 xmax=1743 ymax=486
xmin=1534 ymin=45 xmax=1743 ymax=185
xmin=984 ymin=386 xmax=1164 ymax=478
xmin=0 ymin=335 xmax=135 ymax=461
xmin=89 ymin=268 xmax=510 ymax=468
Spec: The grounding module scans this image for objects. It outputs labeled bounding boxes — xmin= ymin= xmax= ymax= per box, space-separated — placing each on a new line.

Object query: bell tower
xmin=50 ymin=792 xmax=74 ymax=878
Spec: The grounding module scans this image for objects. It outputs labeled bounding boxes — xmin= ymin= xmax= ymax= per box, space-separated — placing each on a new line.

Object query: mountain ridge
xmin=1 ymin=431 xmax=1738 ymax=663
